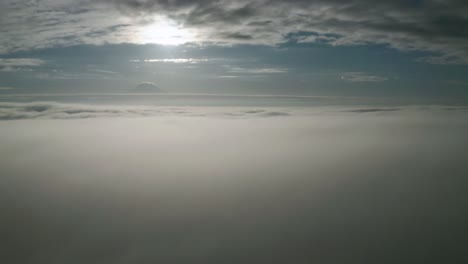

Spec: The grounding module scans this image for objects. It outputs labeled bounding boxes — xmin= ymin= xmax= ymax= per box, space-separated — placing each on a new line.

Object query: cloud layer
xmin=1 ymin=0 xmax=468 ymax=63
xmin=1 ymin=101 xmax=467 ymax=120
xmin=1 ymin=105 xmax=468 ymax=263
xmin=0 ymin=102 xmax=293 ymax=120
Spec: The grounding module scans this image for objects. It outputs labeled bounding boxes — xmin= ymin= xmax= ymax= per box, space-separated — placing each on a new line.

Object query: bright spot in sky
xmin=137 ymin=19 xmax=194 ymax=45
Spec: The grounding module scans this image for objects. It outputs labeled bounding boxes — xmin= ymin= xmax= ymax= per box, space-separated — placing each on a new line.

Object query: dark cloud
xmin=84 ymin=24 xmax=132 ymax=38
xmin=1 ymin=0 xmax=468 ymax=63
xmin=89 ymin=0 xmax=468 ymax=62
xmin=219 ymin=32 xmax=253 ymax=40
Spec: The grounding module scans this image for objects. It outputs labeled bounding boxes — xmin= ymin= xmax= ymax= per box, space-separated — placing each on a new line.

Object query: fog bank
xmin=1 ymin=105 xmax=467 ymax=263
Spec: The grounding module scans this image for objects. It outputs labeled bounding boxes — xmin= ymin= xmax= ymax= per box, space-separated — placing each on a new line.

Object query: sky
xmin=1 ymin=0 xmax=468 ymax=100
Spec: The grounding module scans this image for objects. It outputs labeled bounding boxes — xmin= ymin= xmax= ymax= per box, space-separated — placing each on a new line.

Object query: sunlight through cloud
xmin=136 ymin=19 xmax=195 ymax=45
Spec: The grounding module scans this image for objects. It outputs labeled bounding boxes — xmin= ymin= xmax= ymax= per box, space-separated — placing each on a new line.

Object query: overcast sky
xmin=1 ymin=0 xmax=468 ymax=99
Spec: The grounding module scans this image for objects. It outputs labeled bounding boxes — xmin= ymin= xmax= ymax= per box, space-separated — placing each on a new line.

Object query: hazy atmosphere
xmin=1 ymin=1 xmax=468 ymax=263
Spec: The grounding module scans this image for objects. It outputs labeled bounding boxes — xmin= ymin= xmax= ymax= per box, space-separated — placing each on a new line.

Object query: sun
xmin=137 ymin=20 xmax=194 ymax=45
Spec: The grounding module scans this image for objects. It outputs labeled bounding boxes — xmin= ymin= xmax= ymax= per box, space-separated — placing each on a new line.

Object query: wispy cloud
xmin=345 ymin=108 xmax=401 ymax=113
xmin=0 ymin=58 xmax=45 ymax=67
xmin=130 ymin=58 xmax=212 ymax=64
xmin=0 ymin=58 xmax=45 ymax=72
xmin=88 ymin=69 xmax=119 ymax=74
xmin=36 ymin=72 xmax=118 ymax=80
xmin=217 ymin=75 xmax=239 ymax=79
xmin=340 ymin=72 xmax=388 ymax=82
xmin=227 ymin=66 xmax=289 ymax=74
xmin=417 ymin=54 xmax=468 ymax=65
xmin=295 ymin=34 xmax=338 ymax=44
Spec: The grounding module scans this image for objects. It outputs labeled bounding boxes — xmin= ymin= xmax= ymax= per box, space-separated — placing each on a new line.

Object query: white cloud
xmin=217 ymin=75 xmax=239 ymax=79
xmin=0 ymin=58 xmax=45 ymax=67
xmin=0 ymin=102 xmax=292 ymax=120
xmin=1 ymin=101 xmax=467 ymax=121
xmin=130 ymin=58 xmax=211 ymax=64
xmin=340 ymin=72 xmax=388 ymax=82
xmin=296 ymin=34 xmax=338 ymax=44
xmin=1 ymin=104 xmax=467 ymax=263
xmin=89 ymin=69 xmax=119 ymax=74
xmin=227 ymin=66 xmax=289 ymax=74
xmin=0 ymin=58 xmax=45 ymax=71
xmin=36 ymin=72 xmax=118 ymax=80
xmin=0 ymin=58 xmax=44 ymax=72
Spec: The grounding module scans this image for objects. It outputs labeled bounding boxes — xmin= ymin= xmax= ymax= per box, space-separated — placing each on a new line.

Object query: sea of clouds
xmin=1 ymin=102 xmax=468 ymax=263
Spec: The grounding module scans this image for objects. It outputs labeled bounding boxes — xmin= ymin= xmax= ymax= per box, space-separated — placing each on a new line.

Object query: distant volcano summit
xmin=132 ymin=82 xmax=164 ymax=93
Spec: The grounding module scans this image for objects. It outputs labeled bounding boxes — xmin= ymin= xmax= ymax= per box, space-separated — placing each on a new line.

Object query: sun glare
xmin=137 ymin=20 xmax=194 ymax=45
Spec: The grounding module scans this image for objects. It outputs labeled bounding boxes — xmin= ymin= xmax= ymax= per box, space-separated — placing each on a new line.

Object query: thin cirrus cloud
xmin=226 ymin=66 xmax=289 ymax=74
xmin=1 ymin=0 xmax=468 ymax=64
xmin=0 ymin=58 xmax=45 ymax=67
xmin=0 ymin=58 xmax=46 ymax=72
xmin=340 ymin=72 xmax=388 ymax=82
xmin=130 ymin=58 xmax=212 ymax=64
